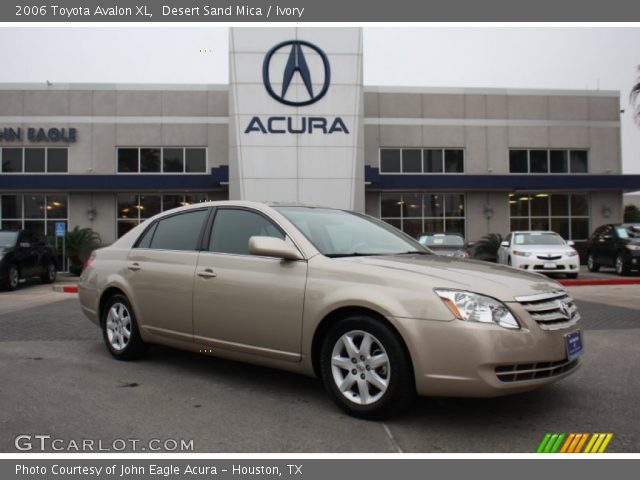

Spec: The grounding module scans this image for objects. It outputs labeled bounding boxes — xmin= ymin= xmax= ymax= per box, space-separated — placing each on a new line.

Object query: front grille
xmin=514 ymin=290 xmax=580 ymax=330
xmin=495 ymin=358 xmax=579 ymax=382
xmin=537 ymin=255 xmax=562 ymax=261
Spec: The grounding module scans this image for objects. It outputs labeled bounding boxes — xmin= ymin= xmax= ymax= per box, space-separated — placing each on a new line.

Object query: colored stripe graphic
xmin=537 ymin=433 xmax=613 ymax=453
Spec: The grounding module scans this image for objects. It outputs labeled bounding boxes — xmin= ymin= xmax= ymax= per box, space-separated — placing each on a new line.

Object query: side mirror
xmin=500 ymin=241 xmax=509 ymax=247
xmin=19 ymin=242 xmax=31 ymax=248
xmin=249 ymin=236 xmax=304 ymax=261
xmin=567 ymin=240 xmax=575 ymax=246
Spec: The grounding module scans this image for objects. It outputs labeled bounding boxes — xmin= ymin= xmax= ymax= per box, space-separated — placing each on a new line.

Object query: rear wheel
xmin=320 ymin=315 xmax=415 ymax=419
xmin=102 ymin=294 xmax=147 ymax=360
xmin=615 ymin=254 xmax=630 ymax=276
xmin=3 ymin=264 xmax=20 ymax=291
xmin=40 ymin=261 xmax=57 ymax=284
xmin=587 ymin=253 xmax=600 ymax=272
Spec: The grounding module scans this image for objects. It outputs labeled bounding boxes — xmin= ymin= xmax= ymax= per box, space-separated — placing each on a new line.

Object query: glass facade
xmin=117 ymin=147 xmax=207 ymax=173
xmin=116 ymin=193 xmax=209 ymax=238
xmin=1 ymin=147 xmax=68 ymax=173
xmin=509 ymin=193 xmax=589 ymax=240
xmin=381 ymin=192 xmax=466 ymax=239
xmin=0 ymin=193 xmax=69 ymax=268
xmin=509 ymin=149 xmax=588 ymax=174
xmin=380 ymin=148 xmax=465 ymax=174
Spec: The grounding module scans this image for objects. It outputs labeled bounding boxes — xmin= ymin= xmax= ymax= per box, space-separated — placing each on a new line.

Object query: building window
xmin=380 ymin=192 xmax=466 ymax=239
xmin=0 ymin=193 xmax=69 ymax=268
xmin=116 ymin=193 xmax=209 ymax=238
xmin=116 ymin=147 xmax=207 ymax=173
xmin=380 ymin=148 xmax=465 ymax=174
xmin=509 ymin=193 xmax=589 ymax=240
xmin=509 ymin=149 xmax=588 ymax=174
xmin=1 ymin=147 xmax=68 ymax=173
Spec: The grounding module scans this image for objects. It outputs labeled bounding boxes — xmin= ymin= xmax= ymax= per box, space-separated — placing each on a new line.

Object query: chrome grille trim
xmin=514 ymin=290 xmax=567 ymax=303
xmin=515 ymin=290 xmax=580 ymax=330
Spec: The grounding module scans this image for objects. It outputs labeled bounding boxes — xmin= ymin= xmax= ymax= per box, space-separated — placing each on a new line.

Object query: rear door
xmin=124 ymin=208 xmax=210 ymax=342
xmin=192 ymin=207 xmax=307 ymax=362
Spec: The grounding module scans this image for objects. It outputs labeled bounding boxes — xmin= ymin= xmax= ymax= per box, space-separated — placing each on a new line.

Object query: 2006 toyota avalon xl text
xmin=79 ymin=201 xmax=583 ymax=419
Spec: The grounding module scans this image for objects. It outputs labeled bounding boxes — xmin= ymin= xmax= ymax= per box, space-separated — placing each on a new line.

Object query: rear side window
xmin=149 ymin=209 xmax=208 ymax=251
xmin=136 ymin=223 xmax=157 ymax=249
xmin=209 ymin=209 xmax=284 ymax=255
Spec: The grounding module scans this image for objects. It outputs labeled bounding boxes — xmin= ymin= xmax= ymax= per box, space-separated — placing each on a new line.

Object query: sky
xmin=0 ymin=26 xmax=638 ymax=173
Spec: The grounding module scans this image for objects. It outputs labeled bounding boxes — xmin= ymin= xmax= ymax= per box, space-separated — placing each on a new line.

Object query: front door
xmin=192 ymin=208 xmax=307 ymax=361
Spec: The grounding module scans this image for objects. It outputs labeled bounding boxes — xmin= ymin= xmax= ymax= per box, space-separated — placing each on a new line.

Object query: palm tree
xmin=472 ymin=233 xmax=504 ymax=262
xmin=66 ymin=226 xmax=101 ymax=275
xmin=632 ymin=65 xmax=640 ymax=124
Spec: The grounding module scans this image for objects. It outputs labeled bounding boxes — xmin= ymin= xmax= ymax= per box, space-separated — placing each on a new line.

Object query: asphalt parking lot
xmin=1 ymin=278 xmax=639 ymax=453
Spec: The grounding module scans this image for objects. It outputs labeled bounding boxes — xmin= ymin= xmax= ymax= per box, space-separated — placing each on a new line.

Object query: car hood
xmin=338 ymin=254 xmax=563 ymax=302
xmin=428 ymin=246 xmax=466 ymax=255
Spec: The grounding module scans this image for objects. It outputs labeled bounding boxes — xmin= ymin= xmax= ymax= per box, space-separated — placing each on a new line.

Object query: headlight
xmin=625 ymin=245 xmax=640 ymax=251
xmin=567 ymin=250 xmax=579 ymax=257
xmin=512 ymin=250 xmax=531 ymax=257
xmin=434 ymin=289 xmax=520 ymax=330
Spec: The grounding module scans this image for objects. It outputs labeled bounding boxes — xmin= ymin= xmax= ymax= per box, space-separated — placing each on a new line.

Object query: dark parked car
xmin=586 ymin=223 xmax=640 ymax=275
xmin=0 ymin=230 xmax=58 ymax=290
xmin=416 ymin=233 xmax=470 ymax=258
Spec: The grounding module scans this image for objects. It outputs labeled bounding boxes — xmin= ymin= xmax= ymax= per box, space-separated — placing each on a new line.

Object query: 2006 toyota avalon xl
xmin=79 ymin=201 xmax=583 ymax=419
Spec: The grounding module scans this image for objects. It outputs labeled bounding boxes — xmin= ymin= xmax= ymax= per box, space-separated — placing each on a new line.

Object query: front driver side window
xmin=209 ymin=209 xmax=285 ymax=255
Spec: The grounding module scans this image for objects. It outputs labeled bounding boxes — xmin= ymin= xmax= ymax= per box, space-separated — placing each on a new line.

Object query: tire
xmin=587 ymin=253 xmax=600 ymax=272
xmin=40 ymin=261 xmax=57 ymax=284
xmin=566 ymin=273 xmax=578 ymax=279
xmin=101 ymin=294 xmax=147 ymax=360
xmin=320 ymin=315 xmax=415 ymax=420
xmin=3 ymin=264 xmax=20 ymax=291
xmin=507 ymin=256 xmax=512 ymax=266
xmin=615 ymin=254 xmax=630 ymax=276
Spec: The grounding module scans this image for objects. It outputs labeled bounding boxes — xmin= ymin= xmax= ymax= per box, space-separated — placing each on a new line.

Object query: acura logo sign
xmin=262 ymin=40 xmax=331 ymax=107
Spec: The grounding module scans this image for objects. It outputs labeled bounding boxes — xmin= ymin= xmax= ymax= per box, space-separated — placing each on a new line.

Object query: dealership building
xmin=1 ymin=27 xmax=640 ymax=267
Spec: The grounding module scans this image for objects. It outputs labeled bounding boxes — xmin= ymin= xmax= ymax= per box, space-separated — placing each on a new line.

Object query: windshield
xmin=275 ymin=207 xmax=429 ymax=257
xmin=513 ymin=232 xmax=566 ymax=246
xmin=419 ymin=234 xmax=464 ymax=247
xmin=0 ymin=231 xmax=18 ymax=248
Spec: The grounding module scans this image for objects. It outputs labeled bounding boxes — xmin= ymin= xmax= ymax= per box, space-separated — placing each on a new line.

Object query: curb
xmin=558 ymin=278 xmax=640 ymax=287
xmin=52 ymin=285 xmax=79 ymax=293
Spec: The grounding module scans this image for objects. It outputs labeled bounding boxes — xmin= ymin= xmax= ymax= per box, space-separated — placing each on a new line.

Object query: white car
xmin=497 ymin=231 xmax=580 ymax=278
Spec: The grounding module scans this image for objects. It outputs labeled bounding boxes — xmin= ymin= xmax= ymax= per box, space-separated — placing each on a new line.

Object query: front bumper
xmin=510 ymin=255 xmax=579 ymax=274
xmin=393 ymin=303 xmax=582 ymax=397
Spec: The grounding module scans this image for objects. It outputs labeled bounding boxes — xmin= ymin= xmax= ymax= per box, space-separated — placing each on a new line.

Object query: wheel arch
xmin=98 ymin=286 xmax=128 ymax=326
xmin=310 ymin=306 xmax=414 ymax=379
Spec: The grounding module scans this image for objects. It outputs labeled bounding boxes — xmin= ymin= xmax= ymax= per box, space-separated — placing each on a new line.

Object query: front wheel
xmin=587 ymin=254 xmax=600 ymax=272
xmin=102 ymin=294 xmax=147 ymax=360
xmin=320 ymin=316 xmax=415 ymax=419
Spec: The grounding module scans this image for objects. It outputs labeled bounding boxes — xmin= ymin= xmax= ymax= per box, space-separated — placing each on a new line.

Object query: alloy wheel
xmin=330 ymin=330 xmax=390 ymax=405
xmin=105 ymin=302 xmax=132 ymax=351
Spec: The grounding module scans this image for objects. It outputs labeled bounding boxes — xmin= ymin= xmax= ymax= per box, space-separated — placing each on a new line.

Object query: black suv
xmin=0 ymin=230 xmax=58 ymax=290
xmin=586 ymin=223 xmax=640 ymax=275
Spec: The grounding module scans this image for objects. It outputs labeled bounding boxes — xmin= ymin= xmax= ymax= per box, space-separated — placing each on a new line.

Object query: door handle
xmin=127 ymin=262 xmax=141 ymax=271
xmin=197 ymin=268 xmax=217 ymax=279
